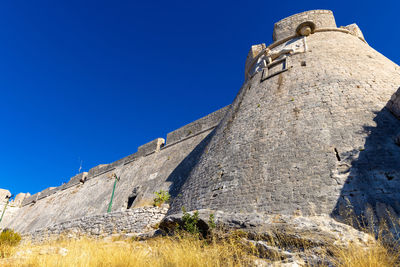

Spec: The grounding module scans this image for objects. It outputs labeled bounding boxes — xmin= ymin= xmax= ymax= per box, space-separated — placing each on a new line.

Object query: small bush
xmin=0 ymin=229 xmax=21 ymax=246
xmin=153 ymin=190 xmax=170 ymax=207
xmin=208 ymin=213 xmax=216 ymax=230
xmin=181 ymin=207 xmax=200 ymax=235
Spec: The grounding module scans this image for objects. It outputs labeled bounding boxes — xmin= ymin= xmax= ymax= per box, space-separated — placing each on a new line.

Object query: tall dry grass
xmin=0 ymin=234 xmax=260 ymax=267
xmin=0 ymin=229 xmax=400 ymax=266
xmin=331 ymin=241 xmax=399 ymax=267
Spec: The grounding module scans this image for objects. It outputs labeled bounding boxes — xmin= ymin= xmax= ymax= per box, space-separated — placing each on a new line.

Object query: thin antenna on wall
xmin=78 ymin=158 xmax=83 ymax=173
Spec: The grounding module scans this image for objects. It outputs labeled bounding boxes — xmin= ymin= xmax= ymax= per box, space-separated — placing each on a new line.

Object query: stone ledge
xmin=166 ymin=105 xmax=230 ymax=146
xmin=21 ymin=192 xmax=40 ymax=207
xmin=137 ymin=138 xmax=165 ymax=157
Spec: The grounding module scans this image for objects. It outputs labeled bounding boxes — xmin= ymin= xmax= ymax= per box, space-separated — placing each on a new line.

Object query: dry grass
xmin=331 ymin=241 xmax=400 ymax=267
xmin=0 ymin=230 xmax=399 ymax=266
xmin=0 ymin=234 xmax=260 ymax=267
xmin=0 ymin=243 xmax=17 ymax=259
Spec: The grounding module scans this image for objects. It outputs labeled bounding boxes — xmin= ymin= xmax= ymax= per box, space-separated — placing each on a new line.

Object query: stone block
xmin=124 ymin=152 xmax=138 ymax=164
xmin=137 ymin=138 xmax=165 ymax=157
xmin=245 ymin=44 xmax=266 ymax=79
xmin=22 ymin=192 xmax=40 ymax=206
xmin=166 ymin=105 xmax=229 ymax=146
xmin=342 ymin=23 xmax=365 ymax=42
xmin=37 ymin=187 xmax=57 ymax=200
xmin=12 ymin=193 xmax=30 ymax=207
xmin=87 ymin=164 xmax=115 ymax=179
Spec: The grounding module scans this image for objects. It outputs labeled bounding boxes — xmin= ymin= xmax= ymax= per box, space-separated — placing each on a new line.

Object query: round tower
xmin=169 ymin=10 xmax=400 ymax=222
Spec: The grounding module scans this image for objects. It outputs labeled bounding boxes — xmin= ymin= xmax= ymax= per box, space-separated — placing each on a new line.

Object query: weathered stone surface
xmin=165 ymin=106 xmax=230 ymax=146
xmin=161 ymin=209 xmax=374 ymax=266
xmin=387 ymin=86 xmax=400 ymax=119
xmin=137 ymin=138 xmax=165 ymax=157
xmin=169 ymin=10 xmax=400 ymax=229
xmin=342 ymin=23 xmax=366 ymax=42
xmin=12 ymin=193 xmax=30 ymax=207
xmin=273 ymin=10 xmax=336 ymax=42
xmin=38 ymin=187 xmax=57 ymax=200
xmin=60 ymin=172 xmax=88 ymax=190
xmin=21 ymin=192 xmax=40 ymax=207
xmin=2 ymin=107 xmax=224 ymax=233
xmin=3 ymin=10 xmax=400 ymax=245
xmin=27 ymin=206 xmax=168 ymax=242
xmin=0 ymin=189 xmax=11 ymax=202
xmin=87 ymin=164 xmax=113 ymax=179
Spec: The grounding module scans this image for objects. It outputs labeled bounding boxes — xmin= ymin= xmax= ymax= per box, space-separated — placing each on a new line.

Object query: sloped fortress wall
xmin=169 ymin=10 xmax=400 ymax=221
xmin=2 ymin=10 xmax=400 ymax=236
xmin=0 ymin=106 xmax=229 ymax=234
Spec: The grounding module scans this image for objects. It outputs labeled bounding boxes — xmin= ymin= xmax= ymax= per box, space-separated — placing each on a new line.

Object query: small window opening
xmin=127 ymin=195 xmax=137 ymax=209
xmin=127 ymin=186 xmax=140 ymax=209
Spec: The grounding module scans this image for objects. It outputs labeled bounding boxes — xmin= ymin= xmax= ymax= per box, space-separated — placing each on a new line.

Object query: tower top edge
xmin=275 ymin=10 xmax=333 ymax=25
xmin=273 ymin=10 xmax=336 ymax=42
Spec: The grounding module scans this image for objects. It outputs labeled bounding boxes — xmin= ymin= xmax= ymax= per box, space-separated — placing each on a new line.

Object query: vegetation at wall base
xmin=152 ymin=190 xmax=170 ymax=207
xmin=0 ymin=230 xmax=399 ymax=266
xmin=181 ymin=207 xmax=200 ymax=236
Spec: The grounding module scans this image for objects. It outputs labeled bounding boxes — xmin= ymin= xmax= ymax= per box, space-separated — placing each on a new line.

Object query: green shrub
xmin=181 ymin=207 xmax=200 ymax=235
xmin=208 ymin=213 xmax=216 ymax=230
xmin=153 ymin=190 xmax=170 ymax=207
xmin=0 ymin=229 xmax=21 ymax=246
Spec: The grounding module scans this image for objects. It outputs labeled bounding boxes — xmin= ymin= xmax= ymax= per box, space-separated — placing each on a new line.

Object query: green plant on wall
xmin=181 ymin=207 xmax=200 ymax=235
xmin=153 ymin=190 xmax=170 ymax=207
xmin=208 ymin=213 xmax=216 ymax=230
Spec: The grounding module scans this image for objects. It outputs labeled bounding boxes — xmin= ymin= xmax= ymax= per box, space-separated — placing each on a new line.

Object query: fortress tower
xmin=2 ymin=10 xmax=400 ymax=239
xmin=169 ymin=10 xmax=400 ymax=223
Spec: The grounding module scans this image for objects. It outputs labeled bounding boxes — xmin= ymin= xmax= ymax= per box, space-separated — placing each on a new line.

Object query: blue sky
xmin=1 ymin=0 xmax=399 ymax=195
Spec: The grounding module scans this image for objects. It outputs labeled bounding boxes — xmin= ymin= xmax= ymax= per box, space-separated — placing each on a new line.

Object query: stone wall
xmin=0 ymin=203 xmax=20 ymax=228
xmin=169 ymin=13 xmax=400 ymax=223
xmin=28 ymin=206 xmax=168 ymax=242
xmin=2 ymin=105 xmax=228 ymax=234
xmin=3 ymin=10 xmax=400 ymax=239
xmin=18 ymin=105 xmax=229 ymax=209
xmin=165 ymin=106 xmax=230 ymax=146
xmin=388 ymin=87 xmax=400 ymax=119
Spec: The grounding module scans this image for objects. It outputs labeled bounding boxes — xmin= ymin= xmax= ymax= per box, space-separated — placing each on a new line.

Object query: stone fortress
xmin=1 ymin=10 xmax=400 ymax=241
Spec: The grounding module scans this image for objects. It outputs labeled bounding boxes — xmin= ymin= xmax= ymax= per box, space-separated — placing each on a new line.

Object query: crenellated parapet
xmin=4 ymin=9 xmax=400 ymax=241
xmin=17 ymin=105 xmax=229 ymax=209
xmin=165 ymin=105 xmax=230 ymax=146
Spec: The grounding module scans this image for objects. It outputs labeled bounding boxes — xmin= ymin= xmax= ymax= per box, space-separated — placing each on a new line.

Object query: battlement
xmin=273 ymin=10 xmax=336 ymax=42
xmin=165 ymin=105 xmax=230 ymax=146
xmin=12 ymin=105 xmax=229 ymax=209
xmin=2 ymin=10 xmax=400 ymax=245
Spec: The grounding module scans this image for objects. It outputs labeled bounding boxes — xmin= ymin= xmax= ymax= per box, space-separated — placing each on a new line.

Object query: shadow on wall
xmin=164 ymin=131 xmax=215 ymax=205
xmin=332 ymin=107 xmax=400 ymax=236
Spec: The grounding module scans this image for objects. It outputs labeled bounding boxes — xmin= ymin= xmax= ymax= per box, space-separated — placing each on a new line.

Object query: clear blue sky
xmin=1 ymin=0 xmax=399 ymax=195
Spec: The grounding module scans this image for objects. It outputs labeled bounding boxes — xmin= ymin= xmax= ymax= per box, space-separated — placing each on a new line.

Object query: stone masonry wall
xmin=28 ymin=206 xmax=167 ymax=242
xmin=388 ymin=87 xmax=400 ymax=119
xmin=169 ymin=18 xmax=400 ymax=221
xmin=273 ymin=10 xmax=336 ymax=42
xmin=1 ymin=105 xmax=228 ymax=234
xmin=0 ymin=203 xmax=20 ymax=228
